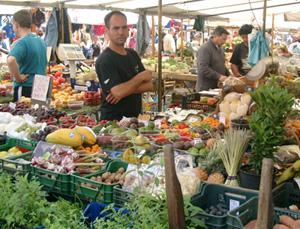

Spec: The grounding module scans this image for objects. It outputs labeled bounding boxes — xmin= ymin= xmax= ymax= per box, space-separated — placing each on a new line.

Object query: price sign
xmin=230 ymin=199 xmax=240 ymax=211
xmin=31 ymin=74 xmax=53 ymax=122
xmin=194 ymin=138 xmax=202 ymax=144
xmin=188 ymin=117 xmax=198 ymax=124
xmin=154 ymin=119 xmax=162 ymax=129
xmin=31 ymin=75 xmax=51 ymax=102
xmin=9 ymin=102 xmax=16 ymax=110
xmin=220 ymin=117 xmax=226 ymax=125
xmin=31 ymin=75 xmax=50 ymax=101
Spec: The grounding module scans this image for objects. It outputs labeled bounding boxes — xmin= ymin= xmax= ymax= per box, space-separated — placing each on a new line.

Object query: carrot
xmin=273 ymin=224 xmax=290 ymax=229
xmin=280 ymin=215 xmax=300 ymax=229
xmin=245 ymin=220 xmax=257 ymax=229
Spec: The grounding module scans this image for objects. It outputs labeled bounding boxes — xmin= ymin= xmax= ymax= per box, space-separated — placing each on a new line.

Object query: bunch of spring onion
xmin=215 ymin=128 xmax=250 ymax=187
xmin=31 ymin=145 xmax=108 ymax=174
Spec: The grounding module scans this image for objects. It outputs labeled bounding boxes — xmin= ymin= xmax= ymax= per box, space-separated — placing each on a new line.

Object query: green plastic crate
xmin=272 ymin=182 xmax=300 ymax=220
xmin=190 ymin=182 xmax=259 ymax=229
xmin=0 ymin=138 xmax=37 ymax=152
xmin=113 ymin=186 xmax=135 ymax=208
xmin=227 ymin=196 xmax=300 ymax=228
xmin=0 ymin=152 xmax=32 ymax=177
xmin=70 ymin=160 xmax=128 ymax=204
xmin=0 ymin=138 xmax=37 ymax=177
xmin=31 ymin=166 xmax=70 ymax=194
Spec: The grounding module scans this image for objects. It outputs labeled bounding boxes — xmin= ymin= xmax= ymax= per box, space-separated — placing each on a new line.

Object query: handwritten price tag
xmin=154 ymin=120 xmax=162 ymax=129
xmin=220 ymin=117 xmax=226 ymax=125
xmin=31 ymin=75 xmax=50 ymax=102
xmin=9 ymin=102 xmax=16 ymax=110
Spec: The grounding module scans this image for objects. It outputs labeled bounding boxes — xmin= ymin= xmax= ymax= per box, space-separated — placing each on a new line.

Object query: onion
xmin=51 ymin=145 xmax=57 ymax=151
xmin=67 ymin=149 xmax=74 ymax=155
xmin=51 ymin=154 xmax=62 ymax=165
xmin=61 ymin=155 xmax=74 ymax=167
xmin=71 ymin=152 xmax=79 ymax=160
xmin=65 ymin=163 xmax=76 ymax=172
xmin=54 ymin=148 xmax=63 ymax=155
xmin=37 ymin=157 xmax=46 ymax=166
xmin=43 ymin=161 xmax=50 ymax=169
xmin=47 ymin=163 xmax=55 ymax=171
xmin=95 ymin=158 xmax=104 ymax=163
xmin=31 ymin=157 xmax=38 ymax=165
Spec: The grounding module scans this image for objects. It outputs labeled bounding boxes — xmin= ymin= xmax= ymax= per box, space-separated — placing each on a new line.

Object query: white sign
xmin=8 ymin=102 xmax=16 ymax=110
xmin=188 ymin=117 xmax=198 ymax=124
xmin=220 ymin=117 xmax=226 ymax=125
xmin=154 ymin=120 xmax=162 ymax=129
xmin=31 ymin=75 xmax=50 ymax=102
xmin=230 ymin=199 xmax=240 ymax=211
xmin=194 ymin=138 xmax=202 ymax=144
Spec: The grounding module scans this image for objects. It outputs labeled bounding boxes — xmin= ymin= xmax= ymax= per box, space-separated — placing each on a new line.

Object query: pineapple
xmin=207 ymin=172 xmax=225 ymax=184
xmin=198 ymin=144 xmax=225 ymax=184
xmin=197 ymin=146 xmax=224 ymax=175
xmin=195 ymin=167 xmax=208 ymax=181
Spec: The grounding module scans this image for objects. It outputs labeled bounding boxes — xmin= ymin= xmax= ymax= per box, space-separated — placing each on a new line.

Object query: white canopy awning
xmin=0 ymin=0 xmax=299 ymax=29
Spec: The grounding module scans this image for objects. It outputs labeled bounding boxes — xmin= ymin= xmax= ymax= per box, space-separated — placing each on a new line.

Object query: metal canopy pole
xmin=152 ymin=16 xmax=155 ymax=57
xmin=262 ymin=0 xmax=267 ymax=38
xmin=158 ymin=0 xmax=162 ymax=112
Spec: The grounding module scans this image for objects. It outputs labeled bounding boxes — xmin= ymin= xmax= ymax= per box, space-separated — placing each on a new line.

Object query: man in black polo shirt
xmin=96 ymin=11 xmax=153 ymax=121
xmin=230 ymin=24 xmax=254 ymax=77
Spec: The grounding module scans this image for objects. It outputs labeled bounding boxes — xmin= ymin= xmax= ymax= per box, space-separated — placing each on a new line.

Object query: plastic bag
xmin=123 ymin=160 xmax=165 ymax=195
xmin=0 ymin=112 xmax=13 ymax=124
xmin=274 ymin=145 xmax=300 ymax=164
xmin=223 ymin=77 xmax=245 ymax=86
xmin=175 ymin=155 xmax=201 ymax=196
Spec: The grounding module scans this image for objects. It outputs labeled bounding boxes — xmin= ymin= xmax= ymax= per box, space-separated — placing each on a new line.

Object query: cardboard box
xmin=70 ymin=78 xmax=99 ymax=92
xmin=142 ymin=101 xmax=158 ymax=112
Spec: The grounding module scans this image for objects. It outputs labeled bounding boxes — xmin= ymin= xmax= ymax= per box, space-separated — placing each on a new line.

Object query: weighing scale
xmin=57 ymin=44 xmax=86 ymax=79
xmin=246 ymin=56 xmax=279 ymax=81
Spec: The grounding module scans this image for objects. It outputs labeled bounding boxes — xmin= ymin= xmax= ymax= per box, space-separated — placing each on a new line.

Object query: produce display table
xmin=63 ymin=104 xmax=101 ymax=121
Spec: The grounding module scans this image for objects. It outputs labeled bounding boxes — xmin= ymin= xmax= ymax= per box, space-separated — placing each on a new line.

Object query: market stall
xmin=1 ymin=1 xmax=300 ymax=228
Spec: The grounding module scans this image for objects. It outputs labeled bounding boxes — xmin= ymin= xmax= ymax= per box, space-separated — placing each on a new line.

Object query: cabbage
xmin=170 ymin=65 xmax=178 ymax=71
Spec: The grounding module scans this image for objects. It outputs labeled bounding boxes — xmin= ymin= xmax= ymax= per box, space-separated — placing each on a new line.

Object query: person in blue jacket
xmin=7 ymin=9 xmax=47 ymax=102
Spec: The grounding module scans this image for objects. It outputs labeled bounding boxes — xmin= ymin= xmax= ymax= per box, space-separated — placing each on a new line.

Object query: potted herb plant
xmin=240 ymin=75 xmax=295 ymax=190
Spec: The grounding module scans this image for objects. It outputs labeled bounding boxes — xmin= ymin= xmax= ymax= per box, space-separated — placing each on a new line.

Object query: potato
xmin=86 ymin=183 xmax=92 ymax=188
xmin=90 ymin=176 xmax=97 ymax=181
xmin=119 ymin=180 xmax=124 ymax=186
xmin=120 ymin=174 xmax=125 ymax=180
xmin=102 ymin=172 xmax=109 ymax=180
xmin=115 ymin=174 xmax=121 ymax=182
xmin=97 ymin=176 xmax=102 ymax=182
xmin=111 ymin=174 xmax=116 ymax=182
xmin=118 ymin=167 xmax=125 ymax=174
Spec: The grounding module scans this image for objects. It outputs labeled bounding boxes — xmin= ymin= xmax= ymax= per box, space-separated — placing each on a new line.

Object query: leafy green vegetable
xmin=0 ymin=172 xmax=86 ymax=228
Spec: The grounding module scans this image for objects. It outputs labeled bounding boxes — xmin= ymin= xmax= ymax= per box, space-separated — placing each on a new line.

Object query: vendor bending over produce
xmin=96 ymin=11 xmax=153 ymax=121
xmin=196 ymin=26 xmax=231 ymax=92
xmin=7 ymin=10 xmax=47 ymax=102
